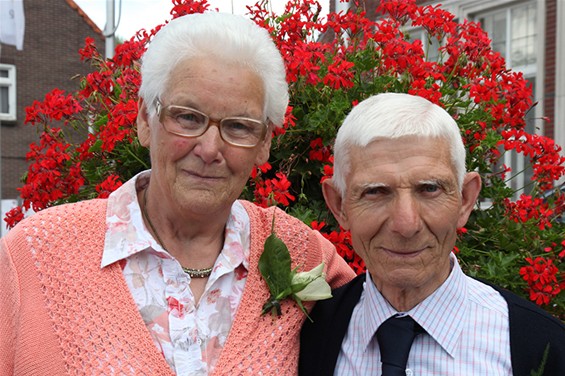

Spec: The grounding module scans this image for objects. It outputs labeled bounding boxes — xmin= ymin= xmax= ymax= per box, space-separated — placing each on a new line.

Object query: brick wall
xmin=0 ymin=1 xmax=105 ymax=199
xmin=544 ymin=0 xmax=556 ymax=140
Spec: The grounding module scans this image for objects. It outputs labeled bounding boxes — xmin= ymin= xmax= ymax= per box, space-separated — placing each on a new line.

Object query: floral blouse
xmin=101 ymin=171 xmax=250 ymax=375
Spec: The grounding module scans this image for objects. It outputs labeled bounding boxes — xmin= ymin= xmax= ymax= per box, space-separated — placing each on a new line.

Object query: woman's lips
xmin=184 ymin=169 xmax=223 ymax=180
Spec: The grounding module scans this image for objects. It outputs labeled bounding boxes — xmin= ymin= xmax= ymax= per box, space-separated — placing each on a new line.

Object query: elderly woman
xmin=0 ymin=13 xmax=354 ymax=375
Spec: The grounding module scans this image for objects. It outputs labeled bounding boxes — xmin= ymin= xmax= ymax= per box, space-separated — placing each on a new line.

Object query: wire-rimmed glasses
xmin=155 ymin=100 xmax=268 ymax=148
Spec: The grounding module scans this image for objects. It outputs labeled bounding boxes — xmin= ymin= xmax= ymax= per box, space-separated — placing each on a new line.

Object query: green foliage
xmin=9 ymin=0 xmax=565 ymax=317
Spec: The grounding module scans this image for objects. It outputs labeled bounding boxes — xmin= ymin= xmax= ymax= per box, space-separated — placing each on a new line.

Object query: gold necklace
xmin=141 ymin=188 xmax=213 ymax=279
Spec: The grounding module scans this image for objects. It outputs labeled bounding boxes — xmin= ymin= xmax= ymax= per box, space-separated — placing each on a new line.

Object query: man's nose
xmin=388 ymin=193 xmax=423 ymax=238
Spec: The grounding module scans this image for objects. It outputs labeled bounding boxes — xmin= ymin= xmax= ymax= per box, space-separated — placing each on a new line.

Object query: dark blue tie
xmin=376 ymin=315 xmax=423 ymax=376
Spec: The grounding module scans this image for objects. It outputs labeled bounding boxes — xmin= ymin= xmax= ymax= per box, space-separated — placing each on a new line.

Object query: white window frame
xmin=471 ymin=1 xmax=541 ymax=196
xmin=0 ymin=63 xmax=17 ymax=122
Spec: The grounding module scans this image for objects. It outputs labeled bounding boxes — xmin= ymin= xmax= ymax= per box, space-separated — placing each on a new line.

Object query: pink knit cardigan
xmin=0 ymin=199 xmax=354 ymax=375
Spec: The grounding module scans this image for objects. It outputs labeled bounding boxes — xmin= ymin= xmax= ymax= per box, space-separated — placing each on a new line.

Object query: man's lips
xmin=381 ymin=247 xmax=426 ymax=257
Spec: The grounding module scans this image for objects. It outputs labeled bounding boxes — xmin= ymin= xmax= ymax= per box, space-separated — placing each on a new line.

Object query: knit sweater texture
xmin=0 ymin=199 xmax=354 ymax=375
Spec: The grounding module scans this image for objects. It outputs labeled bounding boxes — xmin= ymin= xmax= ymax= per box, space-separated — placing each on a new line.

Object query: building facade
xmin=0 ymin=0 xmax=105 ymax=227
xmin=331 ymin=0 xmax=565 ymax=189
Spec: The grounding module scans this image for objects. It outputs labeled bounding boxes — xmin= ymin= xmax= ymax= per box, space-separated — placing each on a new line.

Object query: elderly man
xmin=299 ymin=93 xmax=565 ymax=376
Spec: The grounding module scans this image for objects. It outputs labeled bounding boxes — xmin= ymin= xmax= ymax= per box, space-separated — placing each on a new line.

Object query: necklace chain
xmin=181 ymin=266 xmax=213 ymax=278
xmin=141 ymin=188 xmax=213 ymax=279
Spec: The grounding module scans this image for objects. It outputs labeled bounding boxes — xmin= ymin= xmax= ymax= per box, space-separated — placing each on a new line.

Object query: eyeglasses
xmin=155 ymin=100 xmax=268 ymax=148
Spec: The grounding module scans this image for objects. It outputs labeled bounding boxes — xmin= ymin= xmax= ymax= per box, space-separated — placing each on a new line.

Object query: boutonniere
xmin=259 ymin=216 xmax=332 ymax=321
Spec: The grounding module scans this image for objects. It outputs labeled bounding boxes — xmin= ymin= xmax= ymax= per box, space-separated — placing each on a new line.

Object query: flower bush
xmin=6 ymin=0 xmax=564 ymax=317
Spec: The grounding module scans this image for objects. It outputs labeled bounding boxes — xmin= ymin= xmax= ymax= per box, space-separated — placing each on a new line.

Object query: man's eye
xmin=421 ymin=184 xmax=440 ymax=193
xmin=363 ymin=186 xmax=387 ymax=196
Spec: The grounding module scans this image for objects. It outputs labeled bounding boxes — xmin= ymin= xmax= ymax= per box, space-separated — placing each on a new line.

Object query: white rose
xmin=291 ymin=262 xmax=332 ymax=301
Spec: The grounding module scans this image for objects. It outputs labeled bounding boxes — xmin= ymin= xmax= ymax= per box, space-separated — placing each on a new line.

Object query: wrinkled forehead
xmin=347 ymin=136 xmax=458 ymax=182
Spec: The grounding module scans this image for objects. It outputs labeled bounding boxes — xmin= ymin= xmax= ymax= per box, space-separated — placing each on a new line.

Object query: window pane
xmin=480 ymin=3 xmax=536 ymax=68
xmin=511 ymin=3 xmax=536 ymax=68
xmin=492 ymin=13 xmax=507 ymax=56
xmin=0 ymin=64 xmax=16 ymax=120
xmin=427 ymin=36 xmax=441 ymax=62
xmin=480 ymin=12 xmax=507 ymax=58
xmin=0 ymin=87 xmax=8 ymax=113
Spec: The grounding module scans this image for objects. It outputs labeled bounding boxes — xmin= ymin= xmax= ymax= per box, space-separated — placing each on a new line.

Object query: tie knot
xmin=376 ymin=315 xmax=423 ymax=376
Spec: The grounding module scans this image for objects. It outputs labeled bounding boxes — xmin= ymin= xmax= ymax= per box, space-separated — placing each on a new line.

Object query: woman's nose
xmin=193 ymin=123 xmax=224 ymax=163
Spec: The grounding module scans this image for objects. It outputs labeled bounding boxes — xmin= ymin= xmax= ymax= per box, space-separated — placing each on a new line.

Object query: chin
xmin=377 ymin=267 xmax=426 ymax=286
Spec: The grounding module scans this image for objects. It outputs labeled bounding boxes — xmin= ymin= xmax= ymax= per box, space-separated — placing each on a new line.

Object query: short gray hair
xmin=139 ymin=12 xmax=289 ymax=126
xmin=332 ymin=93 xmax=466 ymax=195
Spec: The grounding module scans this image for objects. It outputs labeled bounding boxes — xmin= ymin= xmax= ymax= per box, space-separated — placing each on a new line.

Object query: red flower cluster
xmin=311 ymin=221 xmax=365 ymax=275
xmin=18 ymin=128 xmax=84 ymax=212
xmin=309 ymin=138 xmax=332 ymax=162
xmin=5 ymin=0 xmax=564 ymax=313
xmin=503 ymin=130 xmax=565 ymax=190
xmin=25 ymin=89 xmax=83 ymax=125
xmin=504 ymin=195 xmax=555 ymax=230
xmin=253 ymin=172 xmax=296 ymax=208
xmin=6 ymin=27 xmax=147 ymax=226
xmin=520 ymin=257 xmax=563 ymax=306
xmin=96 ymin=175 xmax=124 ymax=199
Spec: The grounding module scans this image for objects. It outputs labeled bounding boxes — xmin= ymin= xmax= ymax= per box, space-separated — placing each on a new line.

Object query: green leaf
xmin=88 ymin=139 xmax=103 ymax=153
xmin=93 ymin=114 xmax=108 ymax=127
xmin=262 ymin=298 xmax=282 ymax=317
xmin=258 ymin=233 xmax=293 ymax=299
xmin=292 ymin=294 xmax=312 ymax=322
xmin=530 ymin=343 xmax=550 ymax=376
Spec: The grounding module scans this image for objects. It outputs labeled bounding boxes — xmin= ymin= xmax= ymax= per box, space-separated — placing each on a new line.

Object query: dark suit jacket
xmin=300 ymin=274 xmax=565 ymax=376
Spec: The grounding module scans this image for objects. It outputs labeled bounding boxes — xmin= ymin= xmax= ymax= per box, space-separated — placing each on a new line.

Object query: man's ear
xmin=137 ymin=98 xmax=151 ymax=148
xmin=457 ymin=171 xmax=482 ymax=228
xmin=322 ymin=179 xmax=350 ymax=230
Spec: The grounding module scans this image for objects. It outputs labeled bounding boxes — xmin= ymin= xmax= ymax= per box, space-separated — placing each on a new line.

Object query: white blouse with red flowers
xmin=101 ymin=171 xmax=249 ymax=375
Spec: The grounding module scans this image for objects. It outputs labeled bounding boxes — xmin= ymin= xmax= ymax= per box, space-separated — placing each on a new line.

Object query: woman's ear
xmin=137 ymin=98 xmax=151 ymax=147
xmin=322 ymin=179 xmax=350 ymax=230
xmin=254 ymin=122 xmax=273 ymax=166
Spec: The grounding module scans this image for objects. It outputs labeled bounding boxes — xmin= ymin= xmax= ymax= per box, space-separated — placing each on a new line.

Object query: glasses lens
xmin=221 ymin=118 xmax=265 ymax=146
xmin=166 ymin=106 xmax=208 ymax=135
xmin=160 ymin=104 xmax=266 ymax=147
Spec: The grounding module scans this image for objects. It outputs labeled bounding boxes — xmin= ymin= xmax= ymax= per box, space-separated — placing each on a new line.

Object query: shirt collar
xmin=359 ymin=271 xmax=398 ymax=350
xmin=100 ymin=170 xmax=152 ymax=268
xmin=100 ymin=170 xmax=250 ymax=271
xmin=409 ymin=254 xmax=467 ymax=357
xmin=360 ymin=253 xmax=467 ymax=357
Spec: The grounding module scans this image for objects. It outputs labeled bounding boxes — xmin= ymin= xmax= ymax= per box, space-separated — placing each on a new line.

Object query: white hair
xmin=332 ymin=93 xmax=466 ymax=195
xmin=139 ymin=12 xmax=289 ymax=126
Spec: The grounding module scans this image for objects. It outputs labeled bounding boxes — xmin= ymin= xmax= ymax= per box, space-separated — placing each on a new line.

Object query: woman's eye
xmin=177 ymin=112 xmax=200 ymax=123
xmin=224 ymin=121 xmax=253 ymax=133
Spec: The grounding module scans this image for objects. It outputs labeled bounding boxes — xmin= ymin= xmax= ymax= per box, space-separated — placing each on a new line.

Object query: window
xmin=477 ymin=2 xmax=538 ymax=195
xmin=0 ymin=64 xmax=17 ymax=122
xmin=408 ymin=29 xmax=441 ymax=63
xmin=478 ymin=3 xmax=537 ymax=74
